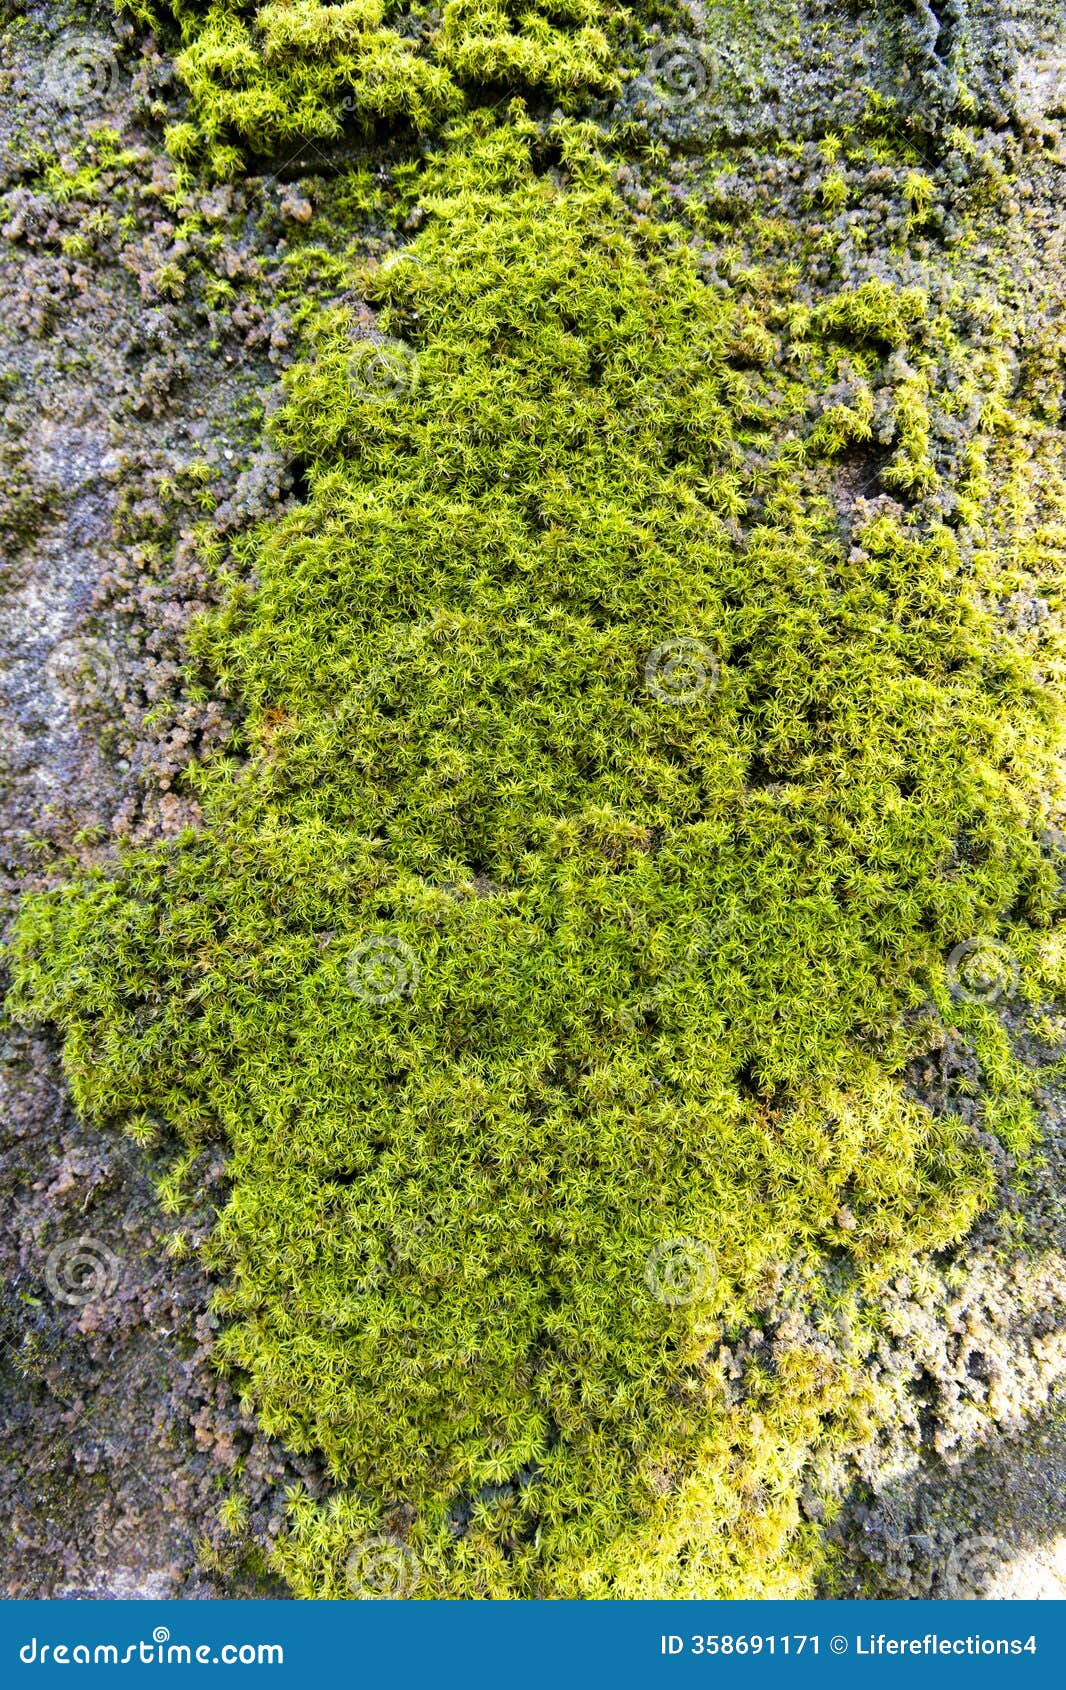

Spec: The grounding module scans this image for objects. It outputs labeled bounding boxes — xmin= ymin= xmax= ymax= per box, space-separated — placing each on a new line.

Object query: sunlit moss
xmin=11 ymin=91 xmax=1066 ymax=1594
xmin=121 ymin=0 xmax=620 ymax=171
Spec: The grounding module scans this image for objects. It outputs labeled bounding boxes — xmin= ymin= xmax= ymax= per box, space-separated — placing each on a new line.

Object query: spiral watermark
xmin=943 ymin=1534 xmax=1012 ymax=1597
xmin=945 ymin=936 xmax=1019 ymax=1005
xmin=345 ymin=935 xmax=420 ymax=1005
xmin=44 ymin=1236 xmax=121 ymax=1306
xmin=45 ymin=634 xmax=121 ymax=704
xmin=348 ymin=338 xmax=419 ymax=404
xmin=645 ymin=638 xmax=719 ymax=704
xmin=42 ymin=33 xmax=121 ymax=111
xmin=645 ymin=1236 xmax=718 ymax=1306
xmin=646 ymin=39 xmax=717 ymax=107
xmin=345 ymin=1536 xmax=420 ymax=1598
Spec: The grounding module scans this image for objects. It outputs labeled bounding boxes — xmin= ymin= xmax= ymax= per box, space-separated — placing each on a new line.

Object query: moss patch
xmin=120 ymin=0 xmax=621 ymax=174
xmin=10 ymin=85 xmax=1066 ymax=1595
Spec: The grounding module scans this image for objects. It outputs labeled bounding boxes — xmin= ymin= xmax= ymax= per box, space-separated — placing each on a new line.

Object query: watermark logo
xmin=44 ymin=1236 xmax=121 ymax=1306
xmin=348 ymin=338 xmax=419 ymax=404
xmin=18 ymin=1631 xmax=283 ymax=1666
xmin=646 ymin=40 xmax=717 ymax=107
xmin=346 ymin=1536 xmax=420 ymax=1598
xmin=44 ymin=635 xmax=121 ymax=704
xmin=42 ymin=34 xmax=121 ymax=111
xmin=645 ymin=1236 xmax=718 ymax=1306
xmin=945 ymin=936 xmax=1019 ymax=1005
xmin=645 ymin=637 xmax=719 ymax=704
xmin=345 ymin=935 xmax=420 ymax=1005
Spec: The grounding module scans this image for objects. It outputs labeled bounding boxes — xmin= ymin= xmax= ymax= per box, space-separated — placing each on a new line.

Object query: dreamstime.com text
xmin=18 ymin=1628 xmax=283 ymax=1668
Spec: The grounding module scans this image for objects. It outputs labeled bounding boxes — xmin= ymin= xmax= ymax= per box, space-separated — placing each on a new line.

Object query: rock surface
xmin=2 ymin=0 xmax=1066 ymax=1600
xmin=0 ymin=0 xmax=310 ymax=1599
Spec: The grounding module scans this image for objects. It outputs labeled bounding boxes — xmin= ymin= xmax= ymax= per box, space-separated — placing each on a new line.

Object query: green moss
xmin=902 ymin=169 xmax=935 ymax=223
xmin=10 ymin=103 xmax=1066 ymax=1595
xmin=805 ymin=386 xmax=873 ymax=457
xmin=820 ymin=170 xmax=848 ymax=212
xmin=817 ymin=278 xmax=928 ymax=349
xmin=121 ymin=0 xmax=620 ymax=167
xmin=882 ymin=374 xmax=938 ymax=498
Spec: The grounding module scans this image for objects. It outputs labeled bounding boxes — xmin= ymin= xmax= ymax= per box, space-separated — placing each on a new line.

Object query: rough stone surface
xmin=0 ymin=0 xmax=314 ymax=1599
xmin=2 ymin=0 xmax=1066 ymax=1601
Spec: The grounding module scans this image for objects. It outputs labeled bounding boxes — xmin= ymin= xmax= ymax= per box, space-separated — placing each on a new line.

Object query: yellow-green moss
xmin=10 ymin=102 xmax=1066 ymax=1595
xmin=122 ymin=0 xmax=620 ymax=172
